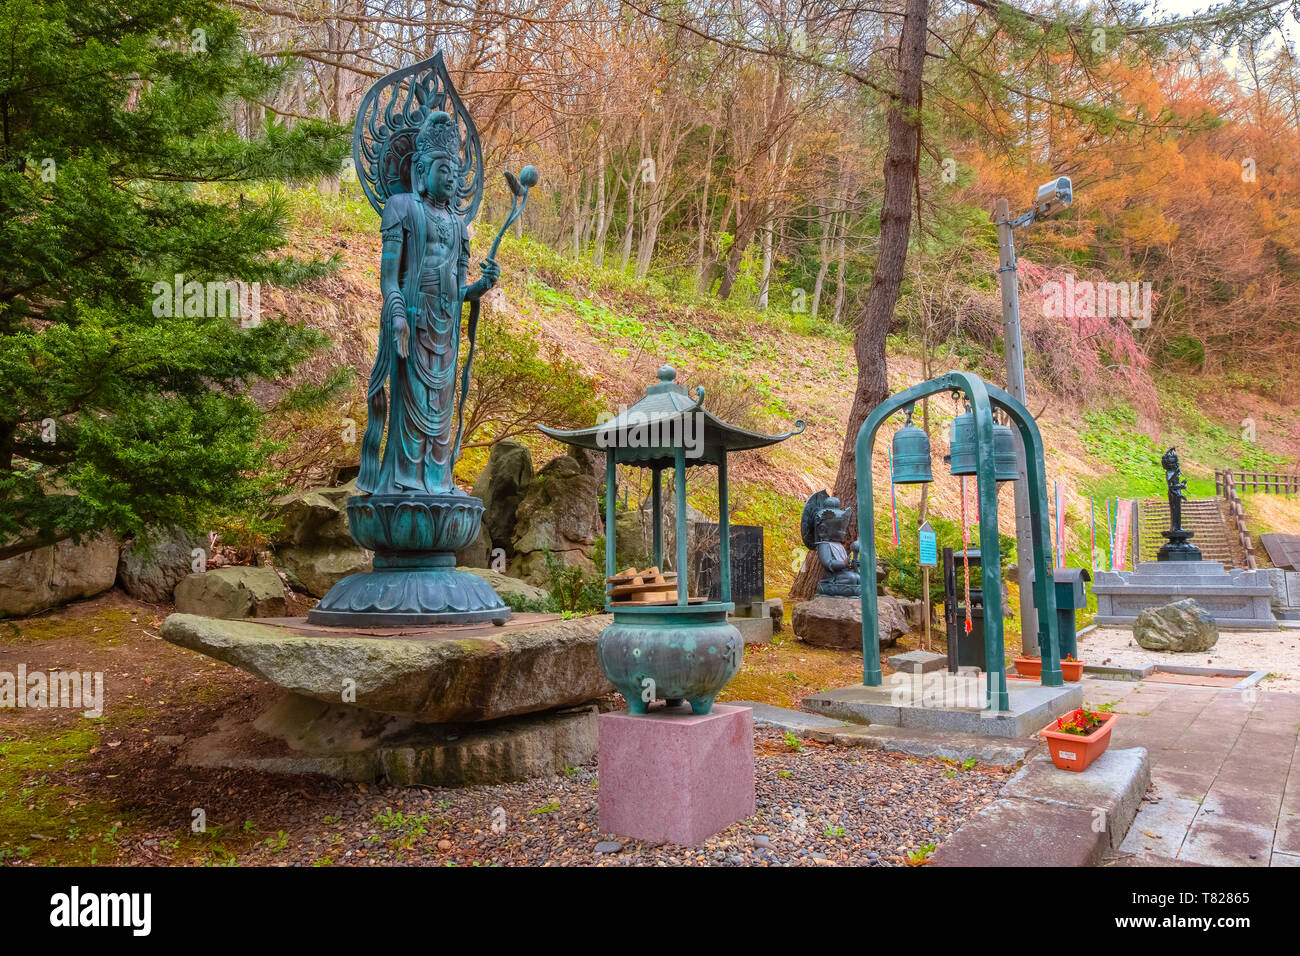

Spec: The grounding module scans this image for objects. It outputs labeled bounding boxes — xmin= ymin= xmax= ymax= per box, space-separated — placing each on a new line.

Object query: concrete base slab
xmin=598 ymin=703 xmax=754 ymax=845
xmin=179 ymin=692 xmax=599 ymax=787
xmin=933 ymin=798 xmax=1108 ymax=866
xmin=802 ymin=675 xmax=1083 ymax=738
xmin=1093 ymin=560 xmax=1277 ymax=629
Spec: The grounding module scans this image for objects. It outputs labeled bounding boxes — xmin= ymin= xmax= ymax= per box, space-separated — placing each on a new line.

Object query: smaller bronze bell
xmin=947 ymin=407 xmax=977 ymax=476
xmin=993 ymin=420 xmax=1020 ymax=482
xmin=890 ymin=409 xmax=932 ymax=484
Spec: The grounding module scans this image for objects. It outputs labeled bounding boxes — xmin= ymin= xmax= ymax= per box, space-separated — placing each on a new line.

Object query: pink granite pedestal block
xmin=598 ymin=703 xmax=755 ymax=845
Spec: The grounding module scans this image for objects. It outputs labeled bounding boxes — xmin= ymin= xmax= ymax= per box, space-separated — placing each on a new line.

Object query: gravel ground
xmin=1079 ymin=625 xmax=1300 ymax=693
xmin=212 ymin=727 xmax=1010 ymax=868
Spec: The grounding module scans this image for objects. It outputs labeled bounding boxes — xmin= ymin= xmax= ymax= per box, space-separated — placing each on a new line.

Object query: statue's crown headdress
xmin=352 ymin=52 xmax=483 ymax=221
xmin=416 ymin=111 xmax=460 ymax=161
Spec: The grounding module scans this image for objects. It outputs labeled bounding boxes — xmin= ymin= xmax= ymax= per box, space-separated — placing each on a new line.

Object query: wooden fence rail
xmin=1216 ymin=470 xmax=1300 ymax=495
xmin=1214 ymin=471 xmax=1259 ymax=569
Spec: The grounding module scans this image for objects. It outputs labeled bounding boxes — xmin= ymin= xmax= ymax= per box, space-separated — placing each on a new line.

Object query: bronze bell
xmin=890 ymin=408 xmax=932 ymax=484
xmin=947 ymin=406 xmax=977 ymax=476
xmin=993 ymin=420 xmax=1020 ymax=482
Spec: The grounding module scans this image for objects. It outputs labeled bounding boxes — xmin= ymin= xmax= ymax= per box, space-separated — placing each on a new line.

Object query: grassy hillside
xmin=262 ymin=186 xmax=1300 ymax=604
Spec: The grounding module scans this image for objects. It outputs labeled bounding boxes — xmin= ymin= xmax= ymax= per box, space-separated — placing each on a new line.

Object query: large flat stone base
xmin=598 ymin=703 xmax=754 ymax=845
xmin=160 ymin=611 xmax=612 ymax=722
xmin=801 ymin=674 xmax=1083 ymax=738
xmin=179 ymin=691 xmax=599 ymax=787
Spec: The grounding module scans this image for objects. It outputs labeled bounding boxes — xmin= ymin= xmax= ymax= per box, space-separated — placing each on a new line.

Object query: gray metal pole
xmin=995 ymin=197 xmax=1040 ymax=655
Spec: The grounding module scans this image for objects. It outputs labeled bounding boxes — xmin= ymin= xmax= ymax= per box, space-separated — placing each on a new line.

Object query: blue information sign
xmin=918 ymin=521 xmax=938 ymax=567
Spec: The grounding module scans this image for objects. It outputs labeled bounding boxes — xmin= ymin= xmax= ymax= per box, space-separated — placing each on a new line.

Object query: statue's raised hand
xmin=466 ymin=258 xmax=500 ymax=301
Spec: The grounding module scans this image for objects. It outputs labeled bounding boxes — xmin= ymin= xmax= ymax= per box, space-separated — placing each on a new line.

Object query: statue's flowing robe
xmin=358 ymin=192 xmax=470 ymax=495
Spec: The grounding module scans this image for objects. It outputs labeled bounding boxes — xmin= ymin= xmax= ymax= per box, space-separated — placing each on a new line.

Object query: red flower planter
xmin=1014 ymin=657 xmax=1085 ymax=681
xmin=1039 ymin=711 xmax=1116 ymax=772
xmin=1013 ymin=656 xmax=1041 ymax=678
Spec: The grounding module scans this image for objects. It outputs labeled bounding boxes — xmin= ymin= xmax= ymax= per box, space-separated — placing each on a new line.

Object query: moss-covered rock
xmin=0 ymin=535 xmax=119 ymax=618
xmin=173 ymin=566 xmax=288 ymax=619
xmin=160 ymin=612 xmax=611 ymax=722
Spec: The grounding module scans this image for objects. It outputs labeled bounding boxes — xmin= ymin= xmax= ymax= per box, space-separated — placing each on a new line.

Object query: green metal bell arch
xmin=855 ymin=371 xmax=1062 ymax=713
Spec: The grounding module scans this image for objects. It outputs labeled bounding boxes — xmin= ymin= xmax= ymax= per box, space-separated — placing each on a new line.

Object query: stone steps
xmin=1139 ymin=498 xmax=1237 ymax=565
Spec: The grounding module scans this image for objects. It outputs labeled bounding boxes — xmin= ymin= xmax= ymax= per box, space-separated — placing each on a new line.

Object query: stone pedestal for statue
xmin=598 ymin=703 xmax=754 ymax=845
xmin=1092 ymin=561 xmax=1276 ymax=629
xmin=1157 ymin=527 xmax=1202 ymax=563
xmin=160 ymin=611 xmax=612 ymax=785
xmin=308 ymin=493 xmax=510 ymax=626
xmin=792 ymin=594 xmax=907 ymax=649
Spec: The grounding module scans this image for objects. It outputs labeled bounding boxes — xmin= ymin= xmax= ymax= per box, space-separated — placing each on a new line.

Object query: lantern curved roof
xmin=538 ymin=365 xmax=805 ymax=468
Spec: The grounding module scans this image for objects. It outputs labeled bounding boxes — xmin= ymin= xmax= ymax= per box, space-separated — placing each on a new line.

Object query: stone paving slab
xmin=727 ymin=701 xmax=850 ymax=737
xmin=932 ymin=797 xmax=1108 ymax=867
xmin=1120 ymin=795 xmax=1200 ymax=855
xmin=1083 ymin=675 xmax=1300 ymax=866
xmin=1178 ymin=819 xmax=1273 ymax=866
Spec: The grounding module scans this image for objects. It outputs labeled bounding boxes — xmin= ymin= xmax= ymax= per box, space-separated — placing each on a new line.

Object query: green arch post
xmin=854 ymin=371 xmax=1062 ymax=712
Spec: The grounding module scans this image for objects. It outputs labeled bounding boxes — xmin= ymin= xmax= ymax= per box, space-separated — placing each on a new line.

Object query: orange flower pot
xmin=1013 ymin=656 xmax=1041 ymax=678
xmin=1039 ymin=712 xmax=1116 ymax=772
xmin=1061 ymin=659 xmax=1085 ymax=682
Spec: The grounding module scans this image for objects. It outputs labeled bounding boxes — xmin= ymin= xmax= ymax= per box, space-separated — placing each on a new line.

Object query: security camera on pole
xmin=994 ymin=176 xmax=1072 ymax=655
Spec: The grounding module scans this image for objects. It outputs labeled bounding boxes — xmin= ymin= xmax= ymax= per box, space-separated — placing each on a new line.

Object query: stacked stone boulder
xmin=269 ymin=481 xmax=372 ymax=597
xmin=792 ymin=594 xmax=908 ymax=649
xmin=473 ymin=439 xmax=534 ymax=556
xmin=511 ymin=450 xmax=602 ymax=585
xmin=173 ymin=566 xmax=288 ymax=619
xmin=117 ymin=526 xmax=207 ymax=603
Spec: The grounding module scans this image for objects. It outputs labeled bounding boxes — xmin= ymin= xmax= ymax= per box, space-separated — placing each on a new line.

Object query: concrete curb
xmin=932 ymin=746 xmax=1150 ymax=867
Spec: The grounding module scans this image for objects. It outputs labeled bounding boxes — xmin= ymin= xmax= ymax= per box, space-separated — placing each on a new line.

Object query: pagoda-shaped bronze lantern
xmin=540 ymin=366 xmax=804 ymax=715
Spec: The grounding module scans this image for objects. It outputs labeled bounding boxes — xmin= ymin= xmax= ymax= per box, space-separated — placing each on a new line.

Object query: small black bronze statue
xmin=801 ymin=490 xmax=862 ymax=596
xmin=1157 ymin=446 xmax=1202 ymax=562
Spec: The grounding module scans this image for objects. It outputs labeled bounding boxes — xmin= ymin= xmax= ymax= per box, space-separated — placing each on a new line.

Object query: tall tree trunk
xmin=593 ymin=137 xmax=610 ymax=267
xmin=694 ymin=125 xmax=717 ymax=290
xmin=789 ymin=0 xmax=928 ymax=603
xmin=810 ymin=200 xmax=832 ymax=319
xmin=833 ymin=210 xmax=849 ymax=323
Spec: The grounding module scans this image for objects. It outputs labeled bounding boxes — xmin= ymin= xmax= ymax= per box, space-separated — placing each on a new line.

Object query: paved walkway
xmin=1083 ymin=676 xmax=1300 ymax=866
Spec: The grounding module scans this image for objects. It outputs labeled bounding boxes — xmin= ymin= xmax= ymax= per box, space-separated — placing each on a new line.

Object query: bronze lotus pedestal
xmin=307 ymin=493 xmax=508 ymax=626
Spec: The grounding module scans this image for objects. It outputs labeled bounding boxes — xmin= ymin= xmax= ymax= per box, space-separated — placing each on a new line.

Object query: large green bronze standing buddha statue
xmin=309 ymin=53 xmax=536 ymax=626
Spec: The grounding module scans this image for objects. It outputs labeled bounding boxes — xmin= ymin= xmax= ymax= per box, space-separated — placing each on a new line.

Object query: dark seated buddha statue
xmin=800 ymin=490 xmax=861 ymax=598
